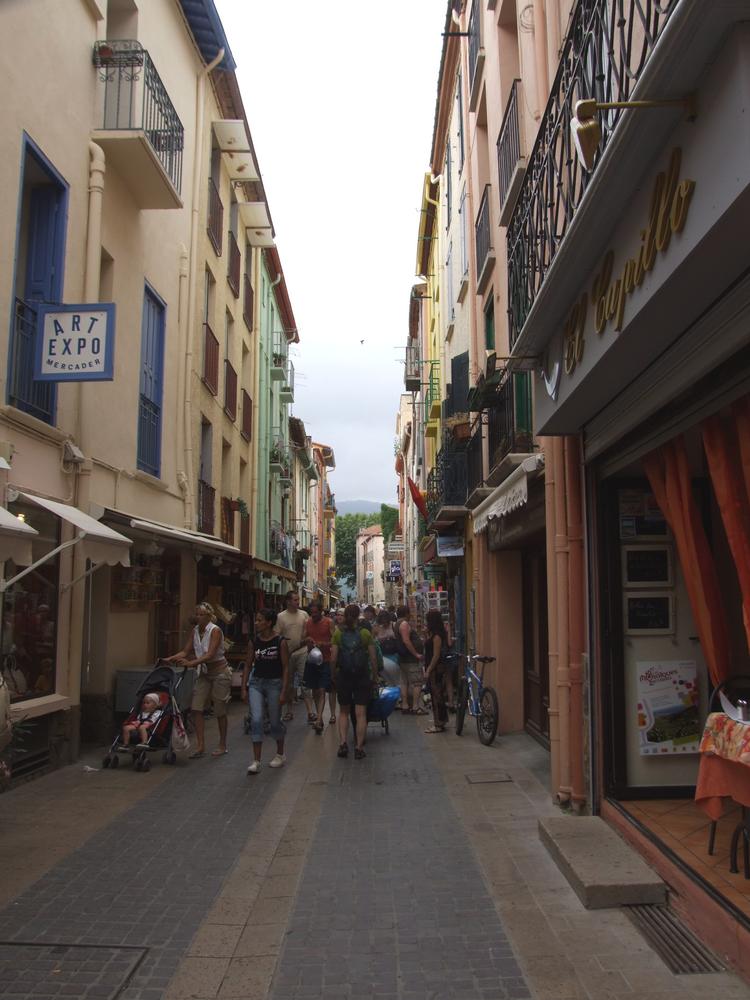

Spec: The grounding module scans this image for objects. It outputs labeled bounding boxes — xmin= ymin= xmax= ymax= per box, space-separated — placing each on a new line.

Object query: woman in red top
xmin=303 ymin=602 xmax=334 ymax=734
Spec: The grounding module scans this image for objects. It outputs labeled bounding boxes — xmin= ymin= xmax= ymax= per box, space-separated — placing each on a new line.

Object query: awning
xmin=128 ymin=518 xmax=241 ymax=558
xmin=0 ymin=504 xmax=39 ymax=566
xmin=20 ymin=492 xmax=131 ymax=565
xmin=250 ymin=556 xmax=297 ymax=583
xmin=472 ymin=455 xmax=545 ymax=535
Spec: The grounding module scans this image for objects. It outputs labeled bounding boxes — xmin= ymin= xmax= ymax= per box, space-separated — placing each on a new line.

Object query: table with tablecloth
xmin=695 ymin=712 xmax=750 ymax=874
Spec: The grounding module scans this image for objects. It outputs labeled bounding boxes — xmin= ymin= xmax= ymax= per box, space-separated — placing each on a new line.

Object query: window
xmin=0 ymin=501 xmax=60 ymax=704
xmin=8 ymin=136 xmax=68 ymax=425
xmin=445 ymin=142 xmax=453 ymax=228
xmin=137 ymin=286 xmax=165 ymax=476
xmin=459 ymin=187 xmax=469 ymax=278
xmin=484 ymin=298 xmax=495 ymax=352
xmin=456 ymin=72 xmax=465 ymax=172
xmin=446 ymin=242 xmax=454 ymax=323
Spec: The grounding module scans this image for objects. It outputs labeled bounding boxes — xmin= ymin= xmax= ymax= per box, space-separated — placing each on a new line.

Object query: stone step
xmin=539 ymin=815 xmax=667 ymax=909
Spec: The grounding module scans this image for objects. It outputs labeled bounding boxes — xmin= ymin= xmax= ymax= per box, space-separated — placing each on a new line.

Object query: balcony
xmin=466 ymin=424 xmax=490 ymax=509
xmin=269 ymin=438 xmax=292 ymax=479
xmin=270 ymin=347 xmax=285 ymax=381
xmin=241 ymin=389 xmax=253 ymax=441
xmin=93 ymin=40 xmax=183 ymax=209
xmin=243 ymin=271 xmax=254 ymax=331
xmin=426 ymin=446 xmax=468 ymax=527
xmin=467 ymin=1 xmax=484 ymax=112
xmin=506 ymin=0 xmax=679 ymax=350
xmin=280 ymin=359 xmax=295 ymax=403
xmin=270 ymin=521 xmax=294 ymax=568
xmin=197 ymin=479 xmax=215 ymax=534
xmin=404 ymin=340 xmax=420 ymax=391
xmin=424 ymin=362 xmax=440 ymax=436
xmin=207 ymin=177 xmax=223 ymax=256
xmin=475 ymin=185 xmax=494 ymax=296
xmin=323 ymin=489 xmax=336 ymax=518
xmin=9 ymin=299 xmax=55 ymax=424
xmin=223 ymin=359 xmax=237 ymax=420
xmin=220 ymin=496 xmax=235 ymax=546
xmin=227 ymin=231 xmax=240 ymax=297
xmin=497 ymin=80 xmax=525 ymax=227
xmin=202 ymin=323 xmax=219 ymax=394
xmin=486 ymin=371 xmax=535 ymax=486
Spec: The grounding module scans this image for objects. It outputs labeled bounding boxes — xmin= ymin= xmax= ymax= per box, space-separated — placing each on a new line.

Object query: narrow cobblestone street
xmin=1 ymin=707 xmax=749 ymax=1000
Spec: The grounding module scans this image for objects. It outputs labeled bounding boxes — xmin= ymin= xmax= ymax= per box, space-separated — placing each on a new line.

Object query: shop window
xmin=0 ymin=502 xmax=60 ymax=703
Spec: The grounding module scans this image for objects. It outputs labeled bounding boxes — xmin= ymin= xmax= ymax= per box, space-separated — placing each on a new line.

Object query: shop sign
xmin=543 ymin=148 xmax=695 ymax=397
xmin=636 ymin=660 xmax=700 ymax=755
xmin=436 ymin=536 xmax=464 ymax=557
xmin=388 ymin=559 xmax=402 ymax=577
xmin=35 ymin=303 xmax=116 ymax=381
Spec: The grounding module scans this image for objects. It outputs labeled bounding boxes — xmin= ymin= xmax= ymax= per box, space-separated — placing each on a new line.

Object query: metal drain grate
xmin=465 ymin=771 xmax=512 ymax=784
xmin=624 ymin=904 xmax=725 ymax=974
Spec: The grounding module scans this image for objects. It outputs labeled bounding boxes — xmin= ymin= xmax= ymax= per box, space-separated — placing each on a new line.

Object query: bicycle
xmin=447 ymin=652 xmax=499 ymax=746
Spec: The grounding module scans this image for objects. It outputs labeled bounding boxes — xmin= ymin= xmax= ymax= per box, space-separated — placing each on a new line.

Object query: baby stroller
xmin=350 ymin=685 xmax=400 ymax=736
xmin=103 ymin=661 xmax=188 ymax=772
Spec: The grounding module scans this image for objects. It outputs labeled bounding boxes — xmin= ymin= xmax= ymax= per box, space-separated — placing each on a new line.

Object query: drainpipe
xmin=565 ymin=434 xmax=586 ymax=810
xmin=553 ymin=435 xmax=571 ymax=804
xmin=182 ymin=47 xmax=225 ymax=530
xmin=533 ymin=0 xmax=550 ymax=110
xmin=175 ymin=243 xmax=189 ymax=501
xmin=543 ymin=436 xmax=561 ymax=798
xmin=76 ymin=142 xmax=106 ymax=449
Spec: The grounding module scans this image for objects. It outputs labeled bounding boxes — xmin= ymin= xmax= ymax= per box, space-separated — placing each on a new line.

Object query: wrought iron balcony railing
xmin=497 ymin=79 xmax=522 ymax=213
xmin=202 ymin=322 xmax=219 ymax=394
xmin=241 ymin=389 xmax=253 ymax=441
xmin=280 ymin=359 xmax=294 ymax=402
xmin=426 ymin=446 xmax=468 ymax=522
xmin=424 ymin=362 xmax=440 ymax=424
xmin=93 ymin=40 xmax=184 ymax=196
xmin=227 ymin=231 xmax=240 ymax=297
xmin=197 ymin=479 xmax=215 ymax=534
xmin=486 ymin=371 xmax=534 ymax=473
xmin=404 ymin=340 xmax=420 ymax=391
xmin=9 ymin=299 xmax=55 ymax=424
xmin=243 ymin=271 xmax=254 ymax=331
xmin=467 ymin=425 xmax=484 ymax=495
xmin=223 ymin=359 xmax=237 ymax=420
xmin=220 ymin=496 xmax=235 ymax=546
xmin=506 ymin=0 xmax=678 ymax=347
xmin=475 ymin=185 xmax=492 ymax=291
xmin=207 ymin=177 xmax=223 ymax=256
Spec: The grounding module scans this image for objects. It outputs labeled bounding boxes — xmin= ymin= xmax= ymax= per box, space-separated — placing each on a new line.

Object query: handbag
xmin=170 ymin=698 xmax=190 ymax=752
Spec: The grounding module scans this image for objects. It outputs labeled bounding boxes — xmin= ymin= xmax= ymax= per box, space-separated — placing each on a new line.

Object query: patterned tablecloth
xmin=699 ymin=712 xmax=750 ymax=765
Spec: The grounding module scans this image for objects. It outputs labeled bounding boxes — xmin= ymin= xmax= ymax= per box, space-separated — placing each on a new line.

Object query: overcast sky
xmin=214 ymin=0 xmax=446 ymax=504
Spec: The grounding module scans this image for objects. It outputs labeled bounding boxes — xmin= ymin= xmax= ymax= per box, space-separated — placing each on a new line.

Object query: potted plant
xmin=237 ymin=498 xmax=249 ymax=517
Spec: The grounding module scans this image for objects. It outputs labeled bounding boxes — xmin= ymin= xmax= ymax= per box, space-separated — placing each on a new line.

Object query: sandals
xmin=424 ymin=726 xmax=446 ymax=734
xmin=337 ymin=742 xmax=349 ymax=758
xmin=307 ymin=713 xmax=318 ymax=725
xmin=328 ymin=716 xmax=336 ymax=725
xmin=282 ymin=712 xmax=294 ymax=722
xmin=314 ymin=722 xmax=324 ymax=735
xmin=354 ymin=747 xmax=366 ymax=760
xmin=188 ymin=749 xmax=205 ymax=759
xmin=414 ymin=707 xmax=429 ymax=716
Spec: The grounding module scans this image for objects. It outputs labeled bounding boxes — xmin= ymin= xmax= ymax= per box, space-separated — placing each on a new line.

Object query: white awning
xmin=20 ymin=492 xmax=131 ymax=566
xmin=129 ymin=518 xmax=241 ymax=557
xmin=472 ymin=455 xmax=545 ymax=535
xmin=0 ymin=504 xmax=39 ymax=566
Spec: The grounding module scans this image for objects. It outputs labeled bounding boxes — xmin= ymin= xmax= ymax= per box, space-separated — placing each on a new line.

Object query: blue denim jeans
xmin=247 ymin=675 xmax=286 ymax=743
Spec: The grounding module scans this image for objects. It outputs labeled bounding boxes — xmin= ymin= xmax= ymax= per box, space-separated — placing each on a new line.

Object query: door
xmin=523 ymin=545 xmax=550 ymax=747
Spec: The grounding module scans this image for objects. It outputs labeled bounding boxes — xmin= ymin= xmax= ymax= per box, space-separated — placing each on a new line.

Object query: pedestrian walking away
xmin=423 ymin=609 xmax=449 ymax=733
xmin=330 ymin=603 xmax=378 ymax=760
xmin=303 ymin=601 xmax=334 ymax=734
xmin=164 ymin=603 xmax=232 ymax=758
xmin=242 ymin=609 xmax=289 ymax=774
xmin=394 ymin=603 xmax=426 ymax=715
xmin=275 ymin=591 xmax=309 ymax=722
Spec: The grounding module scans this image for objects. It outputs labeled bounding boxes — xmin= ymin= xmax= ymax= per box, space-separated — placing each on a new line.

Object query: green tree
xmin=380 ymin=504 xmax=398 ymax=545
xmin=335 ymin=513 xmax=379 ymax=589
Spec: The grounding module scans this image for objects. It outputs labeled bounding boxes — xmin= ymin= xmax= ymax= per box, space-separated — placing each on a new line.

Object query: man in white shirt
xmin=275 ymin=591 xmax=309 ymax=722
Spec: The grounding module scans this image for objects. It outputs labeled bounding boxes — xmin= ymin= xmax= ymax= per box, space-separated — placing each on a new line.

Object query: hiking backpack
xmin=338 ymin=629 xmax=368 ymax=672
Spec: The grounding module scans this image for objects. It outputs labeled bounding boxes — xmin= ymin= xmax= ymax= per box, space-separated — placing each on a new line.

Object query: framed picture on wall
xmin=618 ymin=490 xmax=669 ymax=540
xmin=622 ymin=545 xmax=673 ymax=588
xmin=624 ymin=592 xmax=675 ymax=636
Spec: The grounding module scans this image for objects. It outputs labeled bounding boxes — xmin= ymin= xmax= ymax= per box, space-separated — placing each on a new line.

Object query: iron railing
xmin=269 ymin=437 xmax=292 ymax=478
xmin=487 ymin=371 xmax=534 ymax=472
xmin=137 ymin=395 xmax=160 ymax=476
xmin=220 ymin=496 xmax=235 ymax=546
xmin=506 ymin=0 xmax=678 ymax=346
xmin=468 ymin=2 xmax=481 ymax=92
xmin=497 ymin=79 xmax=521 ymax=209
xmin=467 ymin=425 xmax=484 ymax=494
xmin=405 ymin=340 xmax=420 ymax=391
xmin=282 ymin=359 xmax=295 ymax=396
xmin=475 ymin=185 xmax=492 ymax=280
xmin=243 ymin=271 xmax=253 ymax=330
xmin=8 ymin=299 xmax=55 ymax=424
xmin=224 ymin=359 xmax=237 ymax=420
xmin=241 ymin=389 xmax=252 ymax=441
xmin=424 ymin=361 xmax=440 ymax=423
xmin=426 ymin=446 xmax=468 ymax=521
xmin=93 ymin=40 xmax=184 ymax=194
xmin=207 ymin=177 xmax=223 ymax=256
xmin=227 ymin=231 xmax=240 ymax=296
xmin=197 ymin=479 xmax=215 ymax=534
xmin=202 ymin=322 xmax=219 ymax=394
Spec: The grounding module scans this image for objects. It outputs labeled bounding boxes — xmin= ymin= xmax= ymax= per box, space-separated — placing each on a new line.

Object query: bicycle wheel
xmin=455 ymin=678 xmax=468 ymax=736
xmin=477 ymin=686 xmax=499 ymax=745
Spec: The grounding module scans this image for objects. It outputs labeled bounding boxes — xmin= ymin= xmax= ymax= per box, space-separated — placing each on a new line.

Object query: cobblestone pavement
xmin=2 ymin=703 xmax=750 ymax=1000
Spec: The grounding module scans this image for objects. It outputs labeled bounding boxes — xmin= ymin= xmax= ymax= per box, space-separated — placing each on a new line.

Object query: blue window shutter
xmin=451 ymin=351 xmax=470 ymax=413
xmin=25 ymin=187 xmax=59 ymax=303
xmin=137 ymin=288 xmax=165 ymax=476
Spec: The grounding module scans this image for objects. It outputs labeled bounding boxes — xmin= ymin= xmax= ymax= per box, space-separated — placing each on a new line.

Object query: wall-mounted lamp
xmin=570 ymin=95 xmax=696 ymax=172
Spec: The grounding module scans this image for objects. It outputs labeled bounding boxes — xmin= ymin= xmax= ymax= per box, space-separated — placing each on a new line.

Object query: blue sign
xmin=35 ymin=303 xmax=116 ymax=381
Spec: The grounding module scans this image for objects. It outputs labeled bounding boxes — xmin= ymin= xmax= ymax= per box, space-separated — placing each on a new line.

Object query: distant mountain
xmin=335 ymin=499 xmax=389 ymax=515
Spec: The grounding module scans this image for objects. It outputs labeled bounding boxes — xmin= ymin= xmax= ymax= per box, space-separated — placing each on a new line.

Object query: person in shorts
xmin=165 ymin=603 xmax=232 ymax=758
xmin=275 ymin=591 xmax=309 ymax=722
xmin=395 ymin=604 xmax=425 ymax=715
xmin=330 ymin=604 xmax=377 ymax=760
xmin=303 ymin=602 xmax=333 ymax=734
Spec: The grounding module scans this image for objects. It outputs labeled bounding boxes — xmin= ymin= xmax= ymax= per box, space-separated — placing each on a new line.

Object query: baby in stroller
xmin=121 ymin=692 xmax=163 ymax=749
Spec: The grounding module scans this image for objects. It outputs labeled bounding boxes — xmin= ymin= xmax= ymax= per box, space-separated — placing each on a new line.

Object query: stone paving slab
xmin=0 ymin=942 xmax=146 ymax=999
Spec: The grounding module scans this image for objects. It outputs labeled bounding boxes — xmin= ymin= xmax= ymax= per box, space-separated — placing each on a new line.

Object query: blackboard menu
xmin=625 ymin=593 xmax=673 ymax=635
xmin=624 ymin=546 xmax=671 ymax=586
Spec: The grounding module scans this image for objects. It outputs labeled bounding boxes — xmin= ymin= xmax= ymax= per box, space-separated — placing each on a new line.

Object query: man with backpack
xmin=330 ymin=603 xmax=378 ymax=760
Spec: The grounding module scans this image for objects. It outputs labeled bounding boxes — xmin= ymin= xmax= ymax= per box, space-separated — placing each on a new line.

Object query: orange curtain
xmin=702 ymin=400 xmax=750 ymax=651
xmin=642 ymin=438 xmax=730 ymax=686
